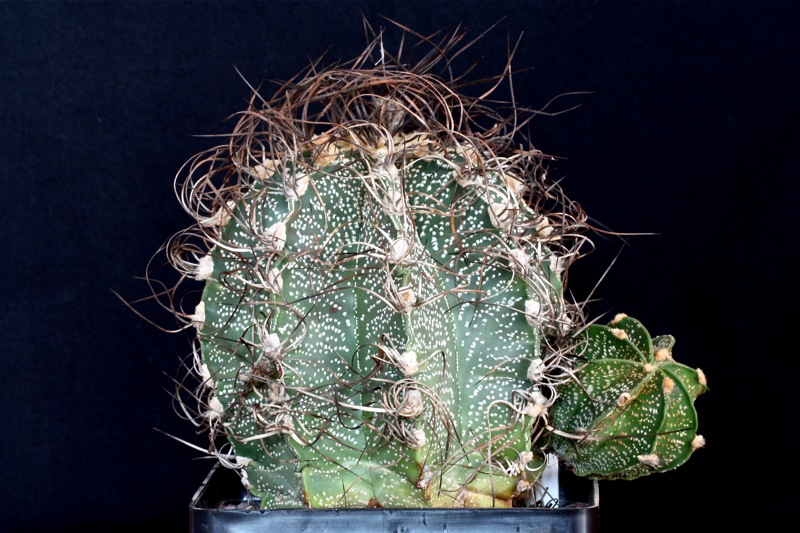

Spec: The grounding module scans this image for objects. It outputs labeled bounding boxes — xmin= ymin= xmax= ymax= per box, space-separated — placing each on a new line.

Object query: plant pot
xmin=189 ymin=463 xmax=599 ymax=532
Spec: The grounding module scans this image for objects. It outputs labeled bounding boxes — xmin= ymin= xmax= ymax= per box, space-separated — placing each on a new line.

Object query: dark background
xmin=2 ymin=1 xmax=797 ymax=531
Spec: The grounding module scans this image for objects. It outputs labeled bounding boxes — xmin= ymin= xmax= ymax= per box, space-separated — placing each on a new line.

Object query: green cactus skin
xmin=548 ymin=314 xmax=708 ymax=480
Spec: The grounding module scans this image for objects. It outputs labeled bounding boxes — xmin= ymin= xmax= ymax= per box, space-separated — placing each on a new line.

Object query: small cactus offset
xmin=150 ymin=23 xmax=706 ymax=510
xmin=549 ymin=314 xmax=707 ymax=480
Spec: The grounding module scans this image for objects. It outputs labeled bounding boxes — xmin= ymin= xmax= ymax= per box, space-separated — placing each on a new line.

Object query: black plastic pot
xmin=189 ymin=464 xmax=599 ymax=532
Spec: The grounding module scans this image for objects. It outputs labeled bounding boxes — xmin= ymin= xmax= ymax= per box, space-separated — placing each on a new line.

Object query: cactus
xmin=548 ymin=314 xmax=708 ymax=480
xmin=149 ymin=24 xmax=706 ymax=510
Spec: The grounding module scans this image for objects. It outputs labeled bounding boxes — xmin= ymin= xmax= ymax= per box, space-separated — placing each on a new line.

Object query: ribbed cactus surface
xmin=549 ymin=314 xmax=707 ymax=480
xmin=193 ymin=136 xmax=572 ymax=507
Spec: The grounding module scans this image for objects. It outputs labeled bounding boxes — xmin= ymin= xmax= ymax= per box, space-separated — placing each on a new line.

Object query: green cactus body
xmin=194 ymin=138 xmax=567 ymax=508
xmin=154 ymin=26 xmax=705 ymax=513
xmin=549 ymin=315 xmax=708 ymax=480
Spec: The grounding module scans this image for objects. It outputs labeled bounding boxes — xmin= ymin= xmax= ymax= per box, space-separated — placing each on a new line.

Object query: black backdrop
xmin=2 ymin=1 xmax=798 ymax=532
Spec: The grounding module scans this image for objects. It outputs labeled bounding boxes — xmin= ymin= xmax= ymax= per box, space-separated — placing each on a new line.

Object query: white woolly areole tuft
xmin=611 ymin=313 xmax=629 ymax=325
xmin=195 ymin=255 xmax=214 ymax=280
xmin=616 ymin=392 xmax=632 ymax=406
xmin=397 ymin=350 xmax=419 ymax=377
xmin=527 ymin=389 xmax=548 ymax=418
xmin=549 ymin=255 xmax=566 ymax=276
xmin=254 ymin=161 xmax=276 ymax=180
xmin=200 ymin=200 xmax=235 ymax=228
xmin=503 ymin=172 xmax=526 ymax=196
xmin=408 ymin=428 xmax=427 ymax=449
xmin=266 ymin=222 xmax=287 ymax=251
xmin=240 ymin=468 xmax=252 ymax=489
xmin=455 ymin=170 xmax=482 ymax=188
xmin=266 ymin=267 xmax=283 ymax=293
xmin=236 ymin=456 xmax=253 ymax=467
xmin=269 ymin=382 xmax=288 ymax=402
xmin=696 ymin=368 xmax=707 ymax=386
xmin=276 ymin=412 xmax=295 ymax=433
xmin=312 ymin=136 xmax=340 ymax=167
xmin=285 ymin=172 xmax=309 ymax=200
xmin=205 ymin=395 xmax=224 ymax=421
xmin=488 ymin=202 xmax=515 ymax=228
xmin=504 ymin=451 xmax=534 ymax=476
xmin=192 ymin=301 xmax=206 ymax=329
xmin=610 ymin=328 xmax=628 ymax=341
xmin=654 ymin=348 xmax=671 ymax=361
xmin=398 ymin=389 xmax=424 ymax=418
xmin=509 ymin=248 xmax=529 ymax=272
xmin=417 ymin=465 xmax=433 ymax=490
xmin=527 ymin=403 xmax=547 ymax=419
xmin=199 ymin=363 xmax=215 ymax=389
xmin=691 ymin=435 xmax=706 ymax=450
xmin=530 ymin=389 xmax=548 ymax=406
xmin=527 ymin=357 xmax=546 ymax=383
xmin=382 ymin=189 xmax=406 ymax=215
xmin=557 ymin=313 xmax=573 ymax=336
xmin=637 ymin=454 xmax=661 ymax=468
xmin=389 ymin=237 xmax=412 ymax=264
xmin=534 ymin=216 xmax=554 ymax=238
xmin=397 ymin=286 xmax=417 ymax=311
xmin=525 ymin=299 xmax=543 ymax=326
xmin=261 ymin=332 xmax=281 ymax=351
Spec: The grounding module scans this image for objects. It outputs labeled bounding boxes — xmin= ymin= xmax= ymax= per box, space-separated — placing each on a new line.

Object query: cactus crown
xmin=144 ymin=22 xmax=706 ymax=510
